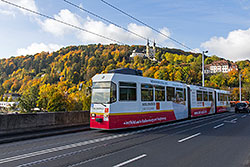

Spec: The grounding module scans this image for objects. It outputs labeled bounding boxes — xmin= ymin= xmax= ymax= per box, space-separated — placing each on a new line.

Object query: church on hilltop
xmin=130 ymin=40 xmax=156 ymax=61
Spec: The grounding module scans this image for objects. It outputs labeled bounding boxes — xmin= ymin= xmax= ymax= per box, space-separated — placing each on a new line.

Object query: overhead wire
xmin=63 ymin=0 xmax=163 ymax=47
xmin=101 ymin=0 xmax=196 ymax=52
xmin=0 ymin=0 xmax=125 ymax=45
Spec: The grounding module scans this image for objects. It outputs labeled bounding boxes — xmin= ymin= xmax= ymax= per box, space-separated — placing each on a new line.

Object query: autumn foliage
xmin=0 ymin=44 xmax=250 ymax=112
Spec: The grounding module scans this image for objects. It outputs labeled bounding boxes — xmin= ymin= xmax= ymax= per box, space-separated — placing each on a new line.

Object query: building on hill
xmin=3 ymin=93 xmax=21 ymax=101
xmin=205 ymin=60 xmax=238 ymax=74
xmin=130 ymin=40 xmax=156 ymax=61
xmin=146 ymin=40 xmax=156 ymax=60
xmin=0 ymin=101 xmax=19 ymax=110
xmin=130 ymin=49 xmax=145 ymax=58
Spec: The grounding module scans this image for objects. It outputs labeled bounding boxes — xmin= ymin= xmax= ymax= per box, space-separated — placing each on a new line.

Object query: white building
xmin=130 ymin=49 xmax=145 ymax=58
xmin=130 ymin=40 xmax=156 ymax=61
xmin=3 ymin=93 xmax=21 ymax=101
xmin=0 ymin=101 xmax=18 ymax=109
xmin=205 ymin=60 xmax=238 ymax=74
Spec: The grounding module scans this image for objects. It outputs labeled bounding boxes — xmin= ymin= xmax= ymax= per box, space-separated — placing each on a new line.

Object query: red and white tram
xmin=215 ymin=89 xmax=230 ymax=113
xmin=90 ymin=68 xmax=230 ymax=130
xmin=188 ymin=85 xmax=216 ymax=117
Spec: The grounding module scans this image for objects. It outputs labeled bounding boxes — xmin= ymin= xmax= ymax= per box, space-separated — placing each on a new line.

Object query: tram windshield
xmin=91 ymin=82 xmax=117 ymax=104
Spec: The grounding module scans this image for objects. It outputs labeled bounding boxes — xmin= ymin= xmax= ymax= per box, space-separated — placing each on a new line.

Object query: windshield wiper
xmin=100 ymin=103 xmax=106 ymax=107
xmin=92 ymin=102 xmax=107 ymax=107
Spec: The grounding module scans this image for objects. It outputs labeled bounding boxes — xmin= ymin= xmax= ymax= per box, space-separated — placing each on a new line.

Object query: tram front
xmin=90 ymin=74 xmax=117 ymax=129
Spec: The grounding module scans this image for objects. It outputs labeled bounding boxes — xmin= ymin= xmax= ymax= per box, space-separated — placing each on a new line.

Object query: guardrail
xmin=0 ymin=111 xmax=90 ymax=135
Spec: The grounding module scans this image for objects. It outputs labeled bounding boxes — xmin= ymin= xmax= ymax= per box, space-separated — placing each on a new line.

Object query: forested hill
xmin=0 ymin=44 xmax=250 ymax=112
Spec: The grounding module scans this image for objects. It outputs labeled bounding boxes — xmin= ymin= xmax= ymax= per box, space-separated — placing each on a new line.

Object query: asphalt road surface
xmin=0 ymin=112 xmax=250 ymax=167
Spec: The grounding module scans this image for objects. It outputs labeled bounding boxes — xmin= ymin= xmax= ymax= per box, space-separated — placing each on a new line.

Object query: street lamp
xmin=202 ymin=51 xmax=208 ymax=87
xmin=239 ymin=73 xmax=242 ymax=102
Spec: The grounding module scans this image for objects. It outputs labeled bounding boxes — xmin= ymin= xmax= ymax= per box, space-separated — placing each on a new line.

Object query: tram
xmin=90 ymin=68 xmax=230 ymax=130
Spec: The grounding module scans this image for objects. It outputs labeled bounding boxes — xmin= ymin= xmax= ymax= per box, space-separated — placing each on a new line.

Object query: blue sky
xmin=1 ymin=0 xmax=250 ymax=61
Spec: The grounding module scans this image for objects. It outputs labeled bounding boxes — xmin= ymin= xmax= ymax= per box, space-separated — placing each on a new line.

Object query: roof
xmin=3 ymin=93 xmax=21 ymax=97
xmin=108 ymin=68 xmax=143 ymax=76
xmin=209 ymin=60 xmax=237 ymax=68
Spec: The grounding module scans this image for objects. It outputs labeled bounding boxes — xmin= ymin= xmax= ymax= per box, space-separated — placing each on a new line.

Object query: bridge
xmin=0 ymin=111 xmax=249 ymax=167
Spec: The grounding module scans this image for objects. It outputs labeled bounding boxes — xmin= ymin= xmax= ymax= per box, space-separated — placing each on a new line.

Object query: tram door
xmin=187 ymin=87 xmax=191 ymax=118
xmin=214 ymin=91 xmax=217 ymax=113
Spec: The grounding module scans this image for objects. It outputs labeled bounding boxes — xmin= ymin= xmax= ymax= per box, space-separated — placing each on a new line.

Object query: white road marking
xmin=17 ymin=144 xmax=107 ymax=167
xmin=0 ymin=113 xmax=234 ymax=165
xmin=214 ymin=123 xmax=224 ymax=129
xmin=231 ymin=118 xmax=237 ymax=122
xmin=242 ymin=115 xmax=247 ymax=118
xmin=178 ymin=133 xmax=201 ymax=143
xmin=224 ymin=120 xmax=236 ymax=124
xmin=0 ymin=134 xmax=130 ymax=164
xmin=113 ymin=154 xmax=147 ymax=167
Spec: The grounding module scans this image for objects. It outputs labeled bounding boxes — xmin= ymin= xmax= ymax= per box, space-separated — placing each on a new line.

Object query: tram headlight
xmin=91 ymin=113 xmax=96 ymax=117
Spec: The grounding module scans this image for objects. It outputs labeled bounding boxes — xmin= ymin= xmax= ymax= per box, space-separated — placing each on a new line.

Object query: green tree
xmin=174 ymin=70 xmax=182 ymax=81
xmin=164 ymin=53 xmax=174 ymax=64
xmin=81 ymin=94 xmax=91 ymax=111
xmin=38 ymin=84 xmax=67 ymax=112
xmin=186 ymin=55 xmax=194 ymax=63
xmin=3 ymin=96 xmax=8 ymax=102
xmin=8 ymin=95 xmax=13 ymax=102
xmin=18 ymin=85 xmax=39 ymax=112
xmin=47 ymin=91 xmax=67 ymax=112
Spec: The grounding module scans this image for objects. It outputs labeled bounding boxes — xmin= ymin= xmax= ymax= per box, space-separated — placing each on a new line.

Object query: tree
xmin=2 ymin=79 xmax=12 ymax=90
xmin=47 ymin=91 xmax=67 ymax=112
xmin=209 ymin=73 xmax=228 ymax=88
xmin=8 ymin=95 xmax=13 ymax=102
xmin=164 ymin=53 xmax=174 ymax=64
xmin=3 ymin=96 xmax=8 ymax=102
xmin=38 ymin=84 xmax=67 ymax=112
xmin=174 ymin=70 xmax=182 ymax=81
xmin=0 ymin=86 xmax=4 ymax=95
xmin=18 ymin=85 xmax=39 ymax=112
xmin=186 ymin=55 xmax=194 ymax=63
xmin=81 ymin=94 xmax=91 ymax=111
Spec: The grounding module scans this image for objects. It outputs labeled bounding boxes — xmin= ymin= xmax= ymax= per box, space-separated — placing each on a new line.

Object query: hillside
xmin=0 ymin=44 xmax=249 ymax=112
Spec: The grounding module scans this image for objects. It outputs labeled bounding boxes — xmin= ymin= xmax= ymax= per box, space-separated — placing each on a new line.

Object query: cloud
xmin=0 ymin=9 xmax=15 ymax=17
xmin=39 ymin=9 xmax=173 ymax=46
xmin=240 ymin=0 xmax=250 ymax=10
xmin=77 ymin=18 xmax=172 ymax=45
xmin=0 ymin=0 xmax=38 ymax=16
xmin=39 ymin=9 xmax=83 ymax=37
xmin=201 ymin=28 xmax=250 ymax=61
xmin=17 ymin=43 xmax=63 ymax=55
xmin=193 ymin=48 xmax=201 ymax=53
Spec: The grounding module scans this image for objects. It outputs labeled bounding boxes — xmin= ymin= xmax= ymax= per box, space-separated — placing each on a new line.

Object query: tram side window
xmin=203 ymin=91 xmax=208 ymax=101
xmin=219 ymin=93 xmax=223 ymax=101
xmin=110 ymin=82 xmax=117 ymax=103
xmin=141 ymin=84 xmax=153 ymax=101
xmin=209 ymin=92 xmax=213 ymax=101
xmin=119 ymin=82 xmax=137 ymax=101
xmin=155 ymin=86 xmax=165 ymax=101
xmin=197 ymin=90 xmax=203 ymax=101
xmin=176 ymin=88 xmax=184 ymax=102
xmin=223 ymin=94 xmax=227 ymax=101
xmin=167 ymin=86 xmax=175 ymax=101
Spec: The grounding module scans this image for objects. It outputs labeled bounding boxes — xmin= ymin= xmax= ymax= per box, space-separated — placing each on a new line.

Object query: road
xmin=0 ymin=112 xmax=250 ymax=167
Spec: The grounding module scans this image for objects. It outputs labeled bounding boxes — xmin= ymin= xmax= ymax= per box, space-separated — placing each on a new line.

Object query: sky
xmin=1 ymin=0 xmax=250 ymax=61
